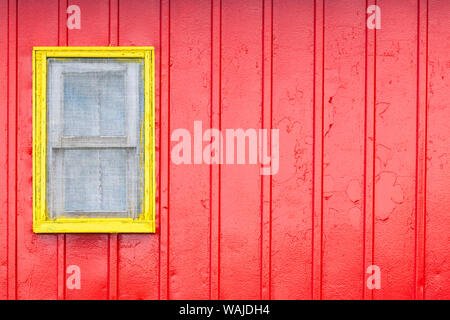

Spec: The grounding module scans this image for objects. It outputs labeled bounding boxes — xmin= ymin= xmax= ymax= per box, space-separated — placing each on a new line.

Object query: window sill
xmin=33 ymin=219 xmax=155 ymax=233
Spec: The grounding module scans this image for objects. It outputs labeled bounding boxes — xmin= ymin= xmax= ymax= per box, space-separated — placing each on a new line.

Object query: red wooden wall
xmin=0 ymin=0 xmax=449 ymax=300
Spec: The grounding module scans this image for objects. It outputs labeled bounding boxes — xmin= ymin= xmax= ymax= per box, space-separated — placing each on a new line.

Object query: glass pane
xmin=100 ymin=73 xmax=127 ymax=136
xmin=64 ymin=149 xmax=127 ymax=213
xmin=63 ymin=72 xmax=126 ymax=137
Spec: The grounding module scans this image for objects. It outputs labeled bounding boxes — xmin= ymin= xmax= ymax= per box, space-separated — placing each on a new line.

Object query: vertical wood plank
xmin=219 ymin=0 xmax=262 ymax=299
xmin=321 ymin=0 xmax=366 ymax=300
xmin=108 ymin=0 xmax=118 ymax=46
xmin=271 ymin=0 xmax=314 ymax=299
xmin=159 ymin=0 xmax=170 ymax=300
xmin=374 ymin=0 xmax=417 ymax=299
xmin=312 ymin=0 xmax=325 ymax=300
xmin=363 ymin=0 xmax=376 ymax=301
xmin=0 ymin=0 xmax=9 ymax=300
xmin=414 ymin=0 xmax=428 ymax=300
xmin=58 ymin=0 xmax=68 ymax=47
xmin=107 ymin=234 xmax=118 ymax=300
xmin=57 ymin=233 xmax=65 ymax=300
xmin=209 ymin=0 xmax=221 ymax=300
xmin=7 ymin=0 xmax=17 ymax=300
xmin=260 ymin=0 xmax=272 ymax=300
xmin=425 ymin=0 xmax=450 ymax=300
xmin=168 ymin=0 xmax=211 ymax=299
xmin=16 ymin=0 xmax=59 ymax=300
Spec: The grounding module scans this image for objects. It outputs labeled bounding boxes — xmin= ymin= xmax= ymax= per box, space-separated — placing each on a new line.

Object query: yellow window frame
xmin=33 ymin=47 xmax=156 ymax=233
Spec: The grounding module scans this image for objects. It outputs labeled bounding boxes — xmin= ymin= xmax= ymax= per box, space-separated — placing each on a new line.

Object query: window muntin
xmin=33 ymin=47 xmax=155 ymax=233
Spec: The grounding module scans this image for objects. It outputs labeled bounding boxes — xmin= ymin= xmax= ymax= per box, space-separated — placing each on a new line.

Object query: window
xmin=33 ymin=47 xmax=155 ymax=233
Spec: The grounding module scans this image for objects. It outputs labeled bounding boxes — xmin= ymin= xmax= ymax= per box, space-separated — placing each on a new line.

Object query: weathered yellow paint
xmin=34 ymin=220 xmax=154 ymax=234
xmin=33 ymin=47 xmax=156 ymax=233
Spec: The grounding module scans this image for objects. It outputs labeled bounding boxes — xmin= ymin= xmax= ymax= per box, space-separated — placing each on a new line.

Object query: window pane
xmin=63 ymin=149 xmax=127 ymax=214
xmin=100 ymin=73 xmax=127 ymax=136
xmin=63 ymin=72 xmax=126 ymax=137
